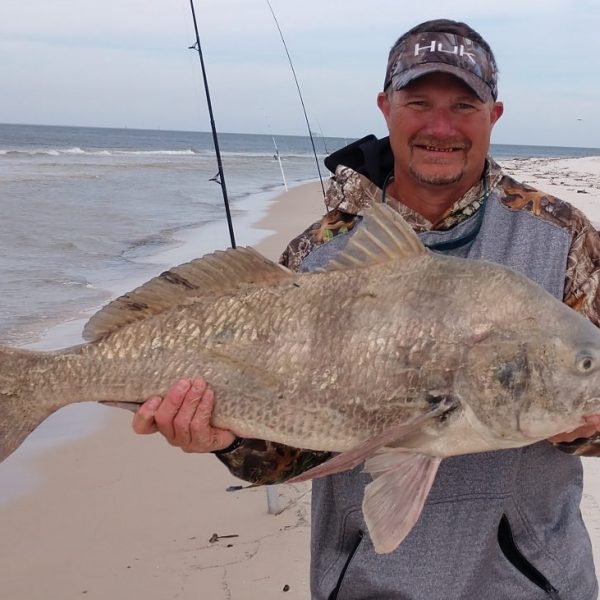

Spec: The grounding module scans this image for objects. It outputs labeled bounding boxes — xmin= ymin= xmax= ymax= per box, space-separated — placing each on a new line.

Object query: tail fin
xmin=0 ymin=346 xmax=58 ymax=462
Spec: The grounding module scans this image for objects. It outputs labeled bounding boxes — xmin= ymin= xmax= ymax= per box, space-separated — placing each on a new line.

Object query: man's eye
xmin=456 ymin=103 xmax=477 ymax=111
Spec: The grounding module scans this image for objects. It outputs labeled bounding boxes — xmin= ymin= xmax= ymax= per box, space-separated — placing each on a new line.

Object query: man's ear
xmin=377 ymin=92 xmax=392 ymax=126
xmin=490 ymin=101 xmax=504 ymax=126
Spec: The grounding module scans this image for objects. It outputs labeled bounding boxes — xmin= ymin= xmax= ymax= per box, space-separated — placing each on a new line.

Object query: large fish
xmin=2 ymin=204 xmax=600 ymax=553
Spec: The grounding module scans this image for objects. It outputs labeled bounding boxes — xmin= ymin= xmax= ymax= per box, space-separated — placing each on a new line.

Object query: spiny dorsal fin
xmin=324 ymin=203 xmax=427 ymax=272
xmin=83 ymin=247 xmax=293 ymax=341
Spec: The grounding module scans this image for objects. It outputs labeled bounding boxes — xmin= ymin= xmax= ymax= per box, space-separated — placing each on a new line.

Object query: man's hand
xmin=548 ymin=414 xmax=600 ymax=444
xmin=132 ymin=377 xmax=236 ymax=453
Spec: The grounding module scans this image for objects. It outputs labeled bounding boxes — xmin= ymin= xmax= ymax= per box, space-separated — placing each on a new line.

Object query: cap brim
xmin=390 ymin=63 xmax=492 ymax=102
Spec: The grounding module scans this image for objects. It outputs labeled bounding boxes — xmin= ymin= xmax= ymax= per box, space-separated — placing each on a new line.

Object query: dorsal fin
xmin=83 ymin=247 xmax=293 ymax=341
xmin=324 ymin=203 xmax=427 ymax=272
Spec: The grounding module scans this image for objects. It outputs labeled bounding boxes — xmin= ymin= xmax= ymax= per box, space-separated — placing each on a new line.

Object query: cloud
xmin=0 ymin=0 xmax=578 ymax=39
xmin=1 ymin=0 xmax=599 ymax=147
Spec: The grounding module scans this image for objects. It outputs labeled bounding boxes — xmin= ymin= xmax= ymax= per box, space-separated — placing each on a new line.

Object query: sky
xmin=1 ymin=0 xmax=599 ymax=148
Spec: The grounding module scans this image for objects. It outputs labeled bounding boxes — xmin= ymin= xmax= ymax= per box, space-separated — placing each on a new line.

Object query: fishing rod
xmin=187 ymin=3 xmax=280 ymax=513
xmin=272 ymin=137 xmax=288 ymax=191
xmin=316 ymin=119 xmax=329 ymax=154
xmin=188 ymin=0 xmax=236 ymax=248
xmin=266 ymin=0 xmax=328 ymax=206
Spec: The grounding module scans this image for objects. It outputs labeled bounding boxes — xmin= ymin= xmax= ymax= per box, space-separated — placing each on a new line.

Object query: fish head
xmin=457 ymin=310 xmax=600 ymax=445
xmin=516 ymin=327 xmax=600 ymax=440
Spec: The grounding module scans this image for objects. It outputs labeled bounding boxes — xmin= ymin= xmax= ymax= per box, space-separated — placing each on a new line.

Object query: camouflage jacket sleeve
xmin=213 ymin=438 xmax=331 ymax=485
xmin=212 ymin=208 xmax=360 ymax=484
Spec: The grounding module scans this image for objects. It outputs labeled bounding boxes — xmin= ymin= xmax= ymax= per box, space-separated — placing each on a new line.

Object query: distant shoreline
xmin=2 ymin=122 xmax=599 ymax=158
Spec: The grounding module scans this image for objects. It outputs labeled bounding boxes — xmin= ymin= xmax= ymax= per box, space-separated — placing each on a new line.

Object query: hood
xmin=324 ymin=135 xmax=394 ymax=189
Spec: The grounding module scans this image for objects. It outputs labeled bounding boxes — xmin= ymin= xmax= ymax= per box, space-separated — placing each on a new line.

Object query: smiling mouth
xmin=416 ymin=145 xmax=463 ymax=153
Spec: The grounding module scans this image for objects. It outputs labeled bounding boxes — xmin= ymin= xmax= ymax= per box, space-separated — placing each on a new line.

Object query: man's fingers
xmin=131 ymin=377 xmax=236 ymax=453
xmin=190 ymin=384 xmax=214 ymax=430
xmin=549 ymin=424 xmax=599 ymax=444
xmin=172 ymin=378 xmax=208 ymax=447
xmin=153 ymin=379 xmax=192 ymax=442
xmin=189 ymin=387 xmax=236 ymax=452
xmin=549 ymin=414 xmax=600 ymax=444
xmin=132 ymin=395 xmax=162 ymax=434
xmin=584 ymin=414 xmax=600 ymax=429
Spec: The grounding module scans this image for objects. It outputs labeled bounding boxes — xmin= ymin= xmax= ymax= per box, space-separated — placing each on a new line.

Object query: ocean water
xmin=1 ymin=122 xmax=599 ymax=347
xmin=0 ymin=123 xmax=344 ymax=347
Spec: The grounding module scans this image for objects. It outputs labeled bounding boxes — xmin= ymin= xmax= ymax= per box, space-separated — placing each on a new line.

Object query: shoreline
xmin=0 ymin=179 xmax=325 ymax=503
xmin=24 ymin=180 xmax=319 ymax=352
xmin=2 ymin=156 xmax=600 ymax=598
xmin=0 ymin=177 xmax=325 ymax=600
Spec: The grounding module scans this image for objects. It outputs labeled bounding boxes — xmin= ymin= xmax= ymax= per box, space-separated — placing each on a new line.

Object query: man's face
xmin=377 ymin=72 xmax=503 ymax=188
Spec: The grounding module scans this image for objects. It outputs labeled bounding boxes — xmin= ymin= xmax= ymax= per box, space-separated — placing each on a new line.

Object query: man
xmin=133 ymin=19 xmax=600 ymax=599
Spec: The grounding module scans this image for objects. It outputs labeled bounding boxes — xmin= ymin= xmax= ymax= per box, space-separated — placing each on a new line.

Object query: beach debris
xmin=226 ymin=485 xmax=244 ymax=492
xmin=283 ymin=584 xmax=290 ymax=592
xmin=209 ymin=533 xmax=239 ymax=543
xmin=3 ymin=204 xmax=600 ymax=554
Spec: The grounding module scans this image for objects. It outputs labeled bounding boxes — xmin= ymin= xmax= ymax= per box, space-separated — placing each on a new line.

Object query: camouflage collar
xmin=324 ymin=158 xmax=504 ymax=233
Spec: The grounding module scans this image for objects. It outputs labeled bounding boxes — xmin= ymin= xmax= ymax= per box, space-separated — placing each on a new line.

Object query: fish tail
xmin=0 ymin=345 xmax=57 ymax=462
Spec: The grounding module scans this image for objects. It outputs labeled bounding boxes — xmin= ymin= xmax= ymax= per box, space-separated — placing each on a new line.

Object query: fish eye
xmin=576 ymin=351 xmax=595 ymax=373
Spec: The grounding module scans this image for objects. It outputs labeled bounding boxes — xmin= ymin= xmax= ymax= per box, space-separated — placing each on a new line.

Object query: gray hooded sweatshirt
xmin=299 ymin=188 xmax=598 ymax=600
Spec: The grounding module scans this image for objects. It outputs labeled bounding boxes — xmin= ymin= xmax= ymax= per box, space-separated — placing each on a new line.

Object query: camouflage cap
xmin=383 ymin=32 xmax=498 ymax=101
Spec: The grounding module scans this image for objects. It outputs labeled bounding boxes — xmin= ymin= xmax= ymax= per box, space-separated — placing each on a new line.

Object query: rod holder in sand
xmin=266 ymin=485 xmax=281 ymax=515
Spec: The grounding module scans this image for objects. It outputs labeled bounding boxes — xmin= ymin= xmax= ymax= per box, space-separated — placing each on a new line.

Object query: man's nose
xmin=424 ymin=107 xmax=457 ymax=137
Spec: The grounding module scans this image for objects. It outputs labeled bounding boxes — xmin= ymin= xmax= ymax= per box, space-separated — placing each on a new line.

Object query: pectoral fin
xmin=363 ymin=451 xmax=441 ymax=553
xmin=288 ymin=401 xmax=452 ymax=484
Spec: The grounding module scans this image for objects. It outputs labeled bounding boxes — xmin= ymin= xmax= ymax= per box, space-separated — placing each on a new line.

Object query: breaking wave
xmin=0 ymin=148 xmax=320 ymax=159
xmin=0 ymin=147 xmax=202 ymax=157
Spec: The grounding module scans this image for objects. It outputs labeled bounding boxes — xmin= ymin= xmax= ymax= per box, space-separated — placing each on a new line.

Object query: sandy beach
xmin=2 ymin=156 xmax=600 ymax=599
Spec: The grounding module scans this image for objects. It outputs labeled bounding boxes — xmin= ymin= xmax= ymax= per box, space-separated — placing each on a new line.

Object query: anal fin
xmin=363 ymin=451 xmax=441 ymax=554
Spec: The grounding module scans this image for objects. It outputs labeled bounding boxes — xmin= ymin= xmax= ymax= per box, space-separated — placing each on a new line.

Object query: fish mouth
xmin=518 ymin=409 xmax=586 ymax=441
